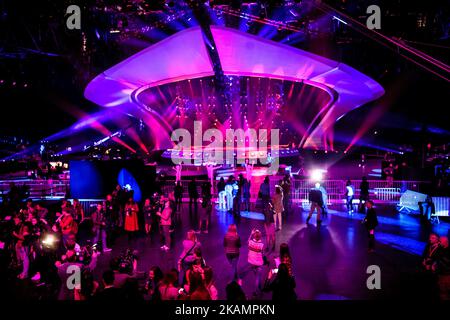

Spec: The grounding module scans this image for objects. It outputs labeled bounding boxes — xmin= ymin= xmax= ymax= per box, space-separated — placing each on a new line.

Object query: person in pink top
xmin=247 ymin=228 xmax=265 ymax=298
xmin=157 ymin=201 xmax=172 ymax=251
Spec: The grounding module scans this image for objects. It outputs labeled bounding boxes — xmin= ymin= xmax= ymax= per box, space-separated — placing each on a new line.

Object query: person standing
xmin=188 ymin=178 xmax=199 ymax=211
xmin=143 ymin=198 xmax=153 ymax=237
xmin=315 ymin=182 xmax=328 ymax=219
xmin=272 ymin=186 xmax=284 ymax=231
xmin=306 ymin=185 xmax=323 ymax=226
xmin=225 ymin=176 xmax=235 ymax=212
xmin=280 ymin=174 xmax=291 ymax=215
xmin=174 ymin=181 xmax=183 ymax=212
xmin=217 ymin=177 xmax=227 ymax=210
xmin=435 ymin=236 xmax=450 ymax=300
xmin=233 ymin=174 xmax=244 ymax=216
xmin=363 ymin=200 xmax=378 ymax=252
xmin=345 ymin=179 xmax=355 ymax=214
xmin=422 ymin=233 xmax=441 ymax=272
xmin=92 ymin=203 xmax=112 ymax=252
xmin=223 ymin=224 xmax=241 ymax=281
xmin=72 ymin=199 xmax=84 ymax=225
xmin=157 ymin=200 xmax=172 ymax=251
xmin=264 ymin=203 xmax=276 ymax=252
xmin=198 ymin=196 xmax=212 ymax=234
xmin=124 ymin=198 xmax=139 ymax=242
xmin=203 ymin=266 xmax=218 ymax=300
xmin=248 ymin=229 xmax=265 ymax=298
xmin=264 ymin=263 xmax=297 ymax=301
xmin=359 ymin=176 xmax=370 ymax=206
xmin=242 ymin=178 xmax=251 ymax=212
xmin=259 ymin=176 xmax=271 ymax=210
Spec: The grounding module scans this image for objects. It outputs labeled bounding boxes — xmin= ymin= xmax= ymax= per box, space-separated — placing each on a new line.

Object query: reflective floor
xmin=2 ymin=202 xmax=448 ymax=300
xmin=100 ymin=203 xmax=449 ymax=300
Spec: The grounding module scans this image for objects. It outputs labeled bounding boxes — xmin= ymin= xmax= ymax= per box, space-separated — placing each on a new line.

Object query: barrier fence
xmin=0 ymin=178 xmax=431 ymax=205
xmin=161 ymin=178 xmax=430 ymax=204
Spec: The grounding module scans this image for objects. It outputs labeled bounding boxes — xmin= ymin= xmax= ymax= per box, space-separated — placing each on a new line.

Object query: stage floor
xmin=96 ymin=203 xmax=449 ymax=300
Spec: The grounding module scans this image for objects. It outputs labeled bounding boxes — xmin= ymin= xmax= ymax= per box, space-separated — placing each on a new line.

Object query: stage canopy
xmin=85 ymin=26 xmax=384 ymax=150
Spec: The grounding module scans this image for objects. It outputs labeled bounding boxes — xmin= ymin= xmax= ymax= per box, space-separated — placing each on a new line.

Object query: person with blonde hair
xmin=272 ymin=186 xmax=284 ymax=231
xmin=178 ymin=230 xmax=201 ymax=276
xmin=248 ymin=228 xmax=265 ymax=298
xmin=223 ymin=224 xmax=241 ymax=281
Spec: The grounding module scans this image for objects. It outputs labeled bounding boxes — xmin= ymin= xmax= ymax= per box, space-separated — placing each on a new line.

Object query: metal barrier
xmin=159 ymin=178 xmax=430 ymax=204
xmin=0 ymin=179 xmax=69 ymax=199
xmin=0 ymin=178 xmax=430 ymax=205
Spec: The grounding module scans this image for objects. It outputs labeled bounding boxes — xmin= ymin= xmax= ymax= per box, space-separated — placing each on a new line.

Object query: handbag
xmin=179 ymin=241 xmax=197 ymax=271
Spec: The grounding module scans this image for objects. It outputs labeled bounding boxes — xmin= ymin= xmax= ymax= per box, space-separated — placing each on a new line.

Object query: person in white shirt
xmin=345 ymin=179 xmax=355 ymax=213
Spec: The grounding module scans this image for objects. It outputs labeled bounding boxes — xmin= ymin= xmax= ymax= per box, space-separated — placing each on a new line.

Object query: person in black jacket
xmin=363 ymin=200 xmax=378 ymax=252
xmin=188 ymin=178 xmax=199 ymax=211
xmin=435 ymin=236 xmax=450 ymax=300
xmin=174 ymin=181 xmax=183 ymax=212
xmin=359 ymin=176 xmax=370 ymax=212
xmin=265 ymin=263 xmax=297 ymax=301
xmin=94 ymin=270 xmax=125 ymax=301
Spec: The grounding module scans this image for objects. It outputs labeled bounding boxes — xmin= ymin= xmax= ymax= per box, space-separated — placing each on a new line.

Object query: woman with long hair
xmin=224 ymin=224 xmax=241 ymax=281
xmin=272 ymin=186 xmax=284 ymax=231
xmin=273 ymin=243 xmax=293 ymax=277
xmin=145 ymin=266 xmax=164 ymax=300
xmin=203 ymin=266 xmax=218 ymax=300
xmin=159 ymin=270 xmax=179 ymax=300
xmin=265 ymin=263 xmax=297 ymax=301
xmin=178 ymin=230 xmax=201 ymax=275
xmin=188 ymin=271 xmax=211 ymax=300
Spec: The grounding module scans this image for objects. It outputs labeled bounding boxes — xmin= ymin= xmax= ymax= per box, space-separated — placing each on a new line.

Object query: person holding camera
xmin=264 ymin=263 xmax=297 ymax=301
xmin=56 ymin=242 xmax=98 ymax=300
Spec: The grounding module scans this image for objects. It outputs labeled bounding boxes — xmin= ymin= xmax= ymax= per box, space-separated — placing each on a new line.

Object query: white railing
xmin=0 ymin=179 xmax=69 ymax=199
xmin=0 ymin=178 xmax=430 ymax=204
xmin=159 ymin=178 xmax=431 ymax=204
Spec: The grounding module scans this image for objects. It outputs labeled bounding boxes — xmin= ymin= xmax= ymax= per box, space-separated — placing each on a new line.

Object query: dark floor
xmin=96 ymin=202 xmax=449 ymax=300
xmin=2 ymin=202 xmax=449 ymax=300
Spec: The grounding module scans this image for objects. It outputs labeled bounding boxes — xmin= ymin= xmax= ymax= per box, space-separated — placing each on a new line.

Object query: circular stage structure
xmin=85 ymin=26 xmax=384 ymax=154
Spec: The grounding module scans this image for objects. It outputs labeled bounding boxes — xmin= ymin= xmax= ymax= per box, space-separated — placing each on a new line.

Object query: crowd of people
xmin=1 ymin=170 xmax=449 ymax=301
xmin=0 ymin=177 xmax=300 ymax=301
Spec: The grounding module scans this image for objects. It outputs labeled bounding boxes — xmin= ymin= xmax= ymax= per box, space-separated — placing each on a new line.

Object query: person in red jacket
xmin=124 ymin=198 xmax=139 ymax=242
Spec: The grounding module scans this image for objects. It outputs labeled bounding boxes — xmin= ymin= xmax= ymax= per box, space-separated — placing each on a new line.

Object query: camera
xmin=116 ymin=248 xmax=138 ymax=274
